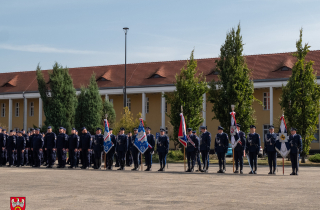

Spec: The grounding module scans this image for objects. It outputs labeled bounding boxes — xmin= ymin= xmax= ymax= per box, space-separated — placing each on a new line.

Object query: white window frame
xmin=15 ymin=102 xmax=19 ymax=117
xmin=263 ymin=124 xmax=270 ymax=142
xmin=263 ymin=92 xmax=270 ymax=110
xmin=127 ymin=98 xmax=131 ymax=111
xmin=30 ymin=101 xmax=34 ymax=117
xmin=1 ymin=103 xmax=5 ymax=117
xmin=145 ymin=97 xmax=149 ymax=114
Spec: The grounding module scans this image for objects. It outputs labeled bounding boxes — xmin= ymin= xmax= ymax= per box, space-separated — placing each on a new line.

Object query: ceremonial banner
xmin=230 ymin=111 xmax=240 ymax=149
xmin=275 ymin=115 xmax=291 ymax=158
xmin=134 ymin=118 xmax=151 ymax=154
xmin=10 ymin=197 xmax=26 ymax=210
xmin=178 ymin=113 xmax=187 ymax=147
xmin=103 ymin=118 xmax=113 ymax=154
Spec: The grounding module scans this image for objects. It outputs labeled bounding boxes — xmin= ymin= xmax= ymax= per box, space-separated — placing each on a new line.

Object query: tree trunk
xmin=301 ymin=155 xmax=306 ymax=163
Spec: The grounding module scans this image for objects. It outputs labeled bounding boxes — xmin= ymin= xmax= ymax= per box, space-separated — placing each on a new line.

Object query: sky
xmin=0 ymin=0 xmax=319 ymax=73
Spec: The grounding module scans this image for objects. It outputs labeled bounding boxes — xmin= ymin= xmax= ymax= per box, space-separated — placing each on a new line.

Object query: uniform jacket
xmin=109 ymin=134 xmax=116 ymax=153
xmin=93 ymin=134 xmax=104 ymax=153
xmin=186 ymin=134 xmax=200 ymax=152
xmin=246 ymin=133 xmax=261 ymax=153
xmin=44 ymin=132 xmax=57 ymax=150
xmin=116 ymin=134 xmax=128 ymax=152
xmin=0 ymin=133 xmax=6 ymax=149
xmin=16 ymin=136 xmax=26 ymax=150
xmin=157 ymin=135 xmax=169 ymax=153
xmin=234 ymin=131 xmax=246 ymax=151
xmin=6 ymin=135 xmax=16 ymax=150
xmin=80 ymin=133 xmax=92 ymax=150
xmin=32 ymin=134 xmax=44 ymax=151
xmin=56 ymin=133 xmax=68 ymax=149
xmin=214 ymin=132 xmax=229 ymax=153
xmin=146 ymin=134 xmax=155 ymax=152
xmin=200 ymin=131 xmax=211 ymax=151
xmin=68 ymin=134 xmax=80 ymax=151
xmin=23 ymin=134 xmax=30 ymax=148
xmin=288 ymin=134 xmax=303 ymax=154
xmin=265 ymin=133 xmax=277 ymax=153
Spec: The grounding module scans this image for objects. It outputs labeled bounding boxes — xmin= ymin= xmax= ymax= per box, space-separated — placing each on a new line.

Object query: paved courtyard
xmin=0 ymin=163 xmax=319 ymax=210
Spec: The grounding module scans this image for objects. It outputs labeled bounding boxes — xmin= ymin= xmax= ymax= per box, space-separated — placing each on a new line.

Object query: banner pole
xmin=104 ymin=153 xmax=107 ymax=169
xmin=283 ymin=157 xmax=284 ymax=175
xmin=233 ymin=149 xmax=234 ymax=172
xmin=141 ymin=153 xmax=143 ymax=171
xmin=184 ymin=147 xmax=186 ymax=172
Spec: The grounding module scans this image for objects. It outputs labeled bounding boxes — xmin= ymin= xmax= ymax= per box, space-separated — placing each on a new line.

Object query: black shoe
xmin=57 ymin=165 xmax=61 ymax=168
xmin=131 ymin=167 xmax=137 ymax=171
xmin=268 ymin=171 xmax=272 ymax=175
xmin=117 ymin=167 xmax=122 ymax=170
xmin=115 ymin=164 xmax=119 ymax=167
xmin=249 ymin=171 xmax=254 ymax=174
xmin=190 ymin=168 xmax=194 ymax=172
xmin=68 ymin=166 xmax=74 ymax=169
xmin=46 ymin=165 xmax=52 ymax=168
xmin=240 ymin=170 xmax=243 ymax=174
xmin=234 ymin=170 xmax=239 ymax=174
xmin=254 ymin=171 xmax=257 ymax=174
xmin=290 ymin=172 xmax=296 ymax=175
xmin=85 ymin=167 xmax=89 ymax=169
xmin=16 ymin=165 xmax=20 ymax=167
xmin=158 ymin=168 xmax=162 ymax=171
xmin=186 ymin=168 xmax=191 ymax=172
xmin=145 ymin=167 xmax=150 ymax=171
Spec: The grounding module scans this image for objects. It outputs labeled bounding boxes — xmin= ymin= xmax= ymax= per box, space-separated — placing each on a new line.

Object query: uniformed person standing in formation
xmin=93 ymin=128 xmax=104 ymax=169
xmin=157 ymin=128 xmax=169 ymax=172
xmin=44 ymin=126 xmax=57 ymax=168
xmin=79 ymin=127 xmax=92 ymax=169
xmin=56 ymin=127 xmax=68 ymax=168
xmin=15 ymin=131 xmax=26 ymax=167
xmin=185 ymin=128 xmax=199 ymax=172
xmin=192 ymin=131 xmax=201 ymax=172
xmin=215 ymin=126 xmax=229 ymax=173
xmin=131 ymin=128 xmax=140 ymax=171
xmin=200 ymin=126 xmax=211 ymax=173
xmin=0 ymin=127 xmax=6 ymax=166
xmin=116 ymin=127 xmax=127 ymax=170
xmin=246 ymin=125 xmax=261 ymax=174
xmin=28 ymin=129 xmax=35 ymax=167
xmin=21 ymin=129 xmax=29 ymax=166
xmin=67 ymin=128 xmax=79 ymax=169
xmin=126 ymin=131 xmax=133 ymax=167
xmin=288 ymin=128 xmax=302 ymax=175
xmin=31 ymin=128 xmax=44 ymax=167
xmin=145 ymin=127 xmax=155 ymax=171
xmin=6 ymin=130 xmax=16 ymax=167
xmin=265 ymin=125 xmax=277 ymax=175
xmin=234 ymin=124 xmax=245 ymax=174
xmin=106 ymin=128 xmax=116 ymax=170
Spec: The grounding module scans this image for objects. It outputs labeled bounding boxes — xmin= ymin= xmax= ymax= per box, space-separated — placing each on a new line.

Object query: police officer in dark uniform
xmin=6 ymin=130 xmax=17 ymax=167
xmin=265 ymin=125 xmax=277 ymax=174
xmin=56 ymin=127 xmax=68 ymax=168
xmin=106 ymin=128 xmax=116 ymax=170
xmin=234 ymin=124 xmax=245 ymax=174
xmin=44 ymin=126 xmax=57 ymax=168
xmin=157 ymin=128 xmax=169 ymax=172
xmin=93 ymin=128 xmax=104 ymax=169
xmin=186 ymin=128 xmax=199 ymax=172
xmin=80 ymin=127 xmax=92 ymax=169
xmin=193 ymin=131 xmax=202 ymax=172
xmin=67 ymin=128 xmax=79 ymax=169
xmin=15 ymin=131 xmax=26 ymax=167
xmin=246 ymin=125 xmax=261 ymax=174
xmin=75 ymin=130 xmax=81 ymax=168
xmin=131 ymin=128 xmax=141 ymax=171
xmin=21 ymin=129 xmax=29 ymax=166
xmin=32 ymin=128 xmax=44 ymax=167
xmin=0 ymin=127 xmax=6 ymax=166
xmin=116 ymin=127 xmax=128 ymax=170
xmin=126 ymin=132 xmax=133 ymax=167
xmin=215 ymin=126 xmax=229 ymax=173
xmin=28 ymin=129 xmax=35 ymax=167
xmin=145 ymin=127 xmax=155 ymax=171
xmin=288 ymin=128 xmax=302 ymax=175
xmin=200 ymin=126 xmax=211 ymax=173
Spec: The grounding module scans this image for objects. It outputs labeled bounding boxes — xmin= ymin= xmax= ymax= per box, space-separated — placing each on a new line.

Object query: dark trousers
xmin=117 ymin=151 xmax=126 ymax=163
xmin=132 ymin=149 xmax=140 ymax=168
xmin=249 ymin=152 xmax=258 ymax=171
xmin=16 ymin=150 xmax=24 ymax=166
xmin=196 ymin=151 xmax=201 ymax=169
xmin=8 ymin=150 xmax=15 ymax=165
xmin=187 ymin=151 xmax=195 ymax=169
xmin=33 ymin=150 xmax=42 ymax=167
xmin=82 ymin=150 xmax=91 ymax=168
xmin=290 ymin=153 xmax=299 ymax=173
xmin=217 ymin=152 xmax=225 ymax=170
xmin=201 ymin=150 xmax=209 ymax=170
xmin=159 ymin=152 xmax=167 ymax=168
xmin=29 ymin=150 xmax=34 ymax=166
xmin=43 ymin=149 xmax=47 ymax=164
xmin=69 ymin=150 xmax=77 ymax=167
xmin=114 ymin=153 xmax=119 ymax=166
xmin=94 ymin=151 xmax=102 ymax=168
xmin=234 ymin=150 xmax=243 ymax=170
xmin=268 ymin=151 xmax=277 ymax=171
xmin=76 ymin=151 xmax=80 ymax=167
xmin=0 ymin=149 xmax=5 ymax=165
xmin=106 ymin=152 xmax=115 ymax=168
xmin=14 ymin=151 xmax=17 ymax=165
xmin=24 ymin=149 xmax=29 ymax=165
xmin=144 ymin=151 xmax=152 ymax=167
xmin=47 ymin=149 xmax=55 ymax=166
xmin=57 ymin=149 xmax=66 ymax=167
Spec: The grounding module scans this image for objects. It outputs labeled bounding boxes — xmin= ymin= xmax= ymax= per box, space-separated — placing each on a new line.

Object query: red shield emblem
xmin=10 ymin=197 xmax=26 ymax=210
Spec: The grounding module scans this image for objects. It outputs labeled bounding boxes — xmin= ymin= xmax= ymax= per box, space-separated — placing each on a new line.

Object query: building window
xmin=165 ymin=102 xmax=167 ymax=113
xmin=263 ymin=125 xmax=270 ymax=143
xmin=30 ymin=102 xmax=34 ymax=116
xmin=263 ymin=92 xmax=270 ymax=110
xmin=1 ymin=103 xmax=5 ymax=117
xmin=165 ymin=127 xmax=168 ymax=135
xmin=14 ymin=127 xmax=20 ymax=132
xmin=145 ymin=97 xmax=149 ymax=114
xmin=127 ymin=98 xmax=131 ymax=111
xmin=109 ymin=99 xmax=113 ymax=105
xmin=15 ymin=102 xmax=19 ymax=117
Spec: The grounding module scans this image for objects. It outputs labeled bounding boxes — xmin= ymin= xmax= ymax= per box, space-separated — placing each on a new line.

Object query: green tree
xmin=280 ymin=29 xmax=320 ymax=162
xmin=164 ymin=50 xmax=208 ymax=148
xmin=75 ymin=73 xmax=103 ymax=134
xmin=114 ymin=107 xmax=146 ymax=135
xmin=208 ymin=24 xmax=255 ymax=134
xmin=102 ymin=99 xmax=116 ymax=128
xmin=36 ymin=62 xmax=77 ymax=134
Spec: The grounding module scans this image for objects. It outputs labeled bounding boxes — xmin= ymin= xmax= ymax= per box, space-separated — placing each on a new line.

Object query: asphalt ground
xmin=0 ymin=163 xmax=319 ymax=210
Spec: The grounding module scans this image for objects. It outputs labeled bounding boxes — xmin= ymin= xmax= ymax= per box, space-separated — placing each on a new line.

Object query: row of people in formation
xmin=0 ymin=124 xmax=302 ymax=175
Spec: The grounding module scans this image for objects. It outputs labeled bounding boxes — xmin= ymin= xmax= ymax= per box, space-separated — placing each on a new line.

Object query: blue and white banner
xmin=103 ymin=118 xmax=114 ymax=154
xmin=275 ymin=115 xmax=291 ymax=158
xmin=134 ymin=118 xmax=150 ymax=154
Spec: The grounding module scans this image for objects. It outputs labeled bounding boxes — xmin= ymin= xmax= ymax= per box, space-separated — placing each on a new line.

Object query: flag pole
xmin=283 ymin=157 xmax=284 ymax=175
xmin=104 ymin=114 xmax=108 ymax=169
xmin=141 ymin=153 xmax=143 ymax=171
xmin=181 ymin=106 xmax=186 ymax=172
xmin=233 ymin=149 xmax=234 ymax=172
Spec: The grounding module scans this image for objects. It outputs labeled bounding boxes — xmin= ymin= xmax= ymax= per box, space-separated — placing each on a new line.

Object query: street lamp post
xmin=123 ymin=27 xmax=129 ymax=108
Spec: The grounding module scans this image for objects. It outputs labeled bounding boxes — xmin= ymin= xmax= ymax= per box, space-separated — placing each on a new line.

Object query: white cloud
xmin=0 ymin=44 xmax=100 ymax=54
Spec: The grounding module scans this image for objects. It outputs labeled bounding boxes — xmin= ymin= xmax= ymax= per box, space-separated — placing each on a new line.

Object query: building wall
xmin=0 ymin=99 xmax=9 ymax=129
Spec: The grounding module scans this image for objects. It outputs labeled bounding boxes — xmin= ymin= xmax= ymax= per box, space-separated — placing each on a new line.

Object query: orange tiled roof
xmin=0 ymin=50 xmax=319 ymax=94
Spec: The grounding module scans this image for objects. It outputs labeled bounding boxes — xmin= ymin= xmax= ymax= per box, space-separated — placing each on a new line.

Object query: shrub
xmin=309 ymin=154 xmax=320 ymax=163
